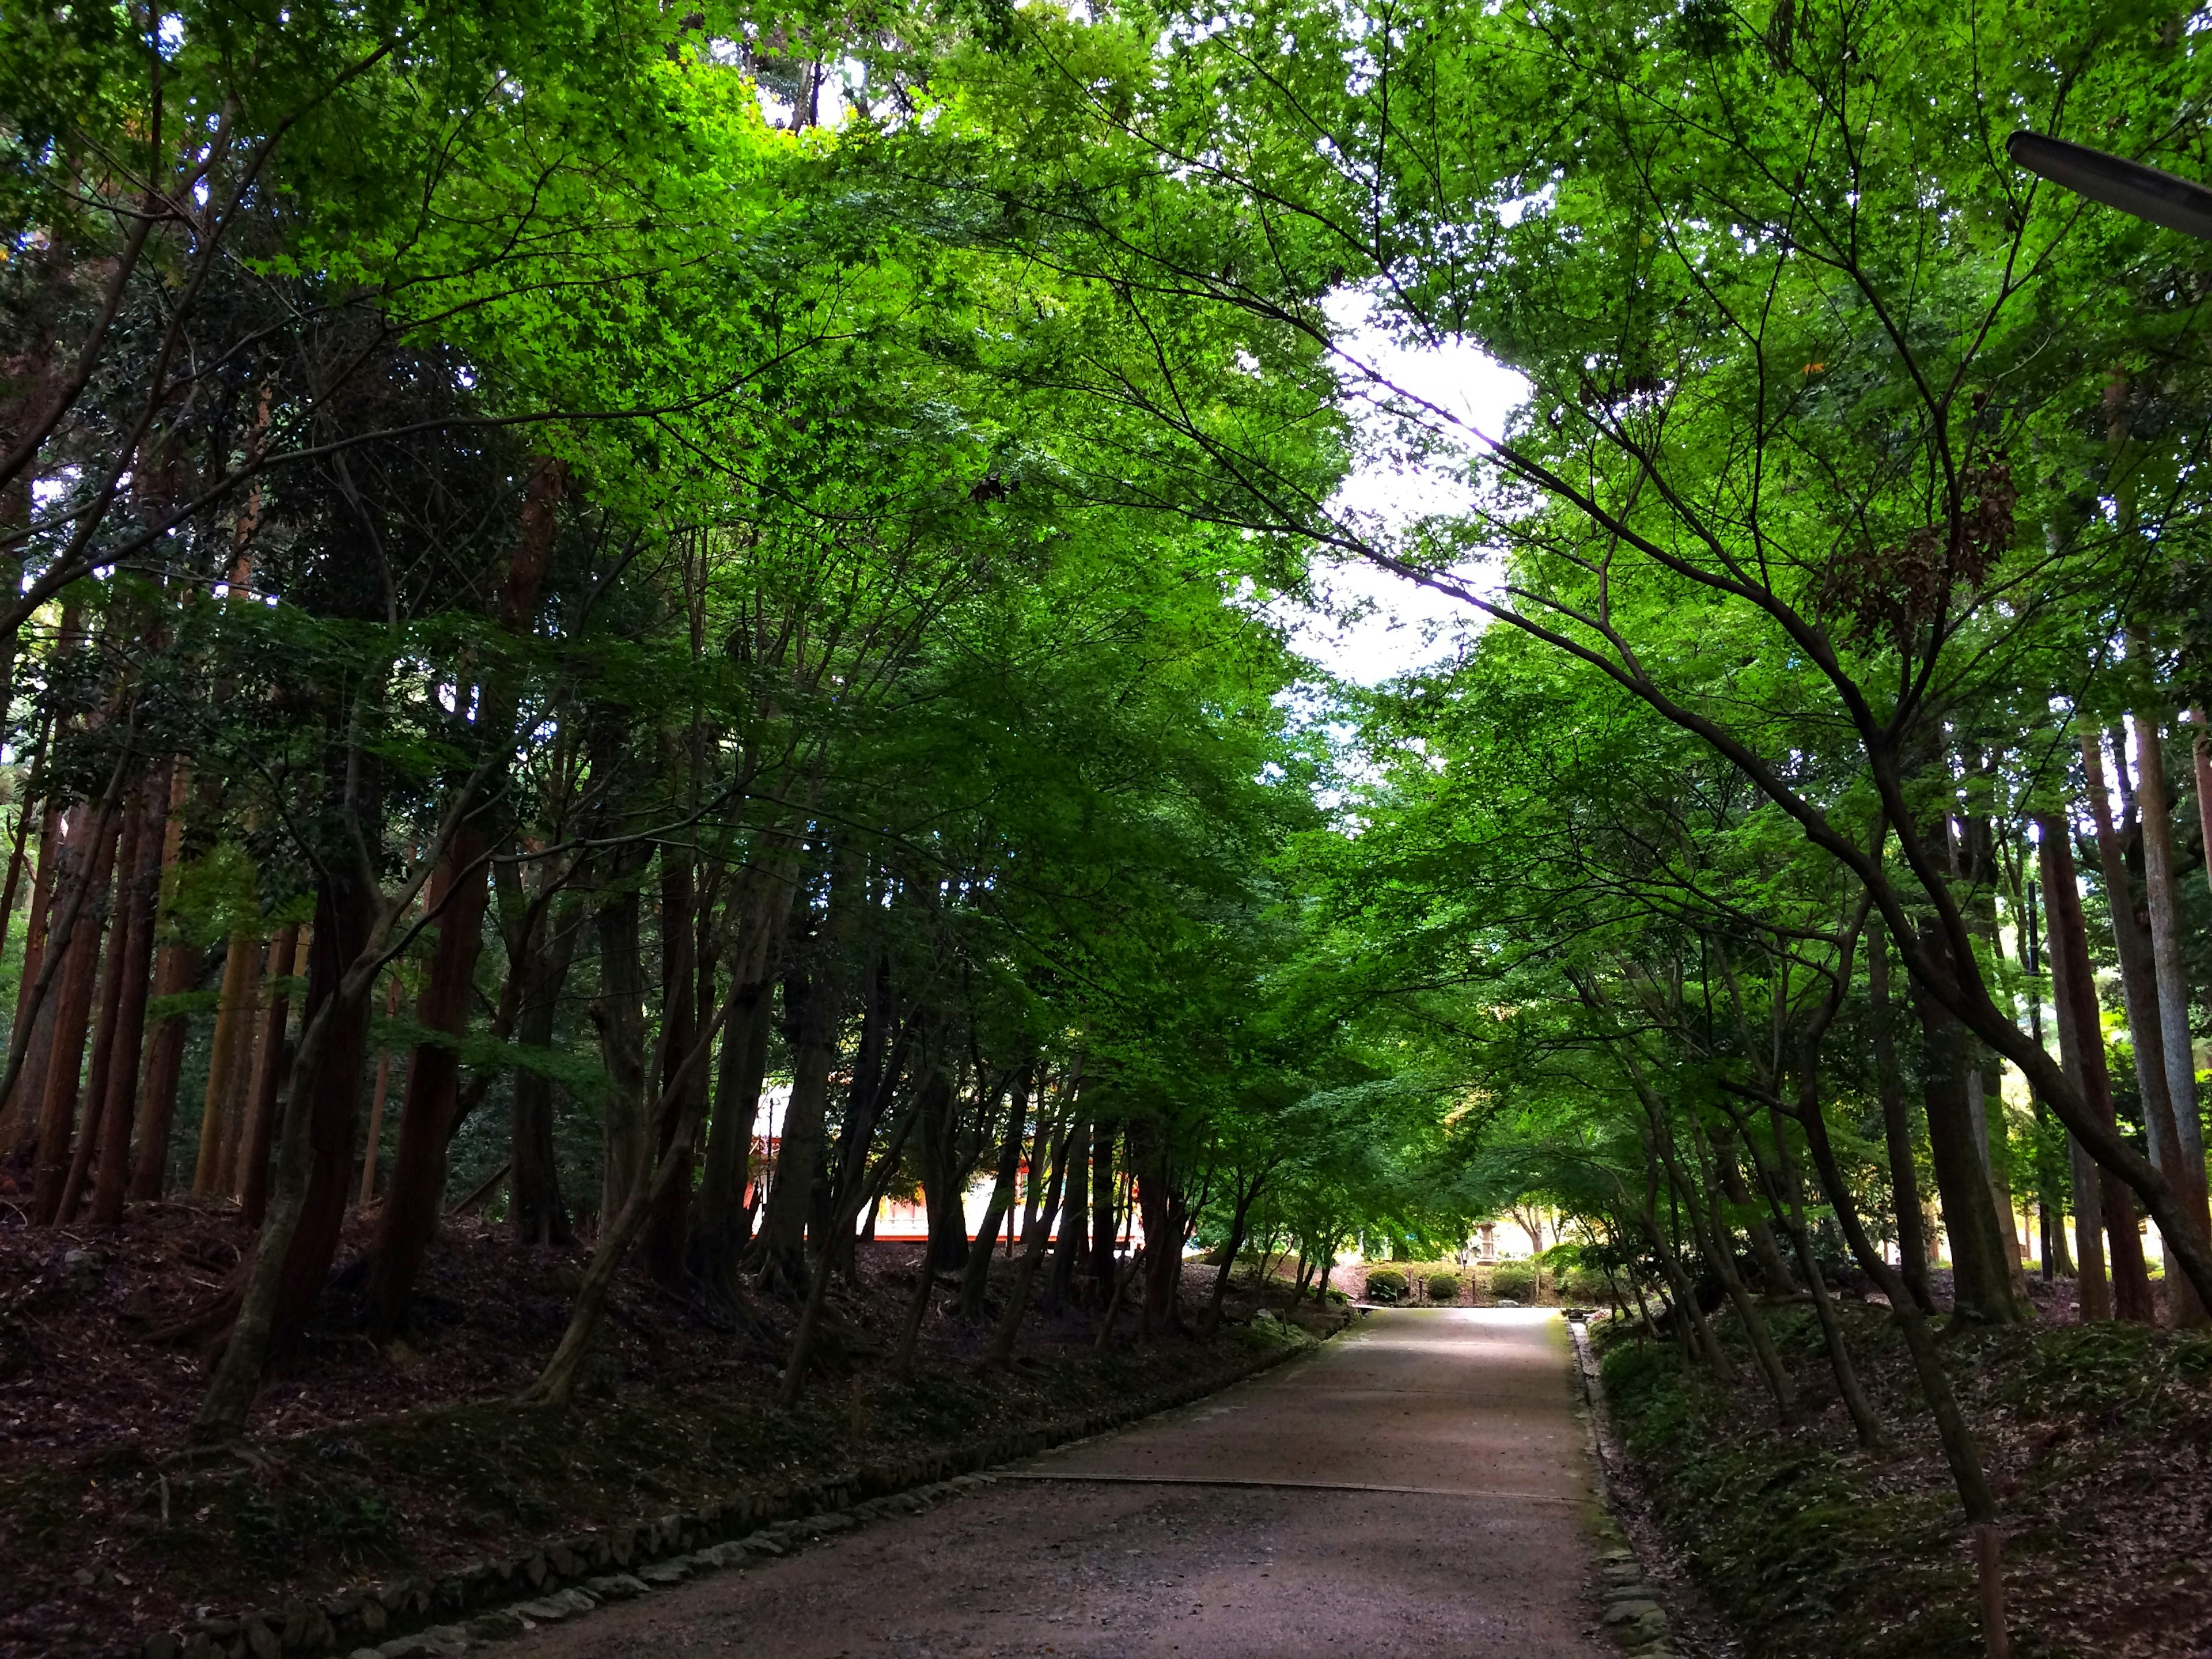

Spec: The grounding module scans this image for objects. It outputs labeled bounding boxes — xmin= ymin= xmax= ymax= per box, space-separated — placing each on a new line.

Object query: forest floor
xmin=1596 ymin=1276 xmax=2212 ymax=1659
xmin=0 ymin=1201 xmax=1345 ymax=1659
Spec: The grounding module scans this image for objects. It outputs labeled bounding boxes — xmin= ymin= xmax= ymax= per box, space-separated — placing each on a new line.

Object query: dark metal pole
xmin=2008 ymin=131 xmax=2212 ymax=240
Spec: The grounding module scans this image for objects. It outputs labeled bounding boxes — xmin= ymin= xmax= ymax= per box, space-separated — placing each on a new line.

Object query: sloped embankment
xmin=0 ymin=1209 xmax=1335 ymax=1659
xmin=1599 ymin=1300 xmax=2212 ymax=1659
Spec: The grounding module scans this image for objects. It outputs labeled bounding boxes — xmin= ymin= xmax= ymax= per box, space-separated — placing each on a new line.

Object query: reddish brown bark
xmin=88 ymin=770 xmax=167 ymax=1225
xmin=29 ymin=806 xmax=120 ymax=1224
xmin=270 ymin=872 xmax=378 ymax=1340
xmin=127 ymin=764 xmax=193 ymax=1201
xmin=192 ymin=930 xmax=262 ymax=1196
xmin=2039 ymin=813 xmax=2154 ymax=1321
xmin=1 ymin=798 xmax=65 ymax=1156
xmin=238 ymin=923 xmax=302 ymax=1227
xmin=361 ymin=455 xmax=565 ymax=1336
xmin=55 ymin=786 xmax=147 ymax=1221
xmin=362 ymin=835 xmax=490 ymax=1336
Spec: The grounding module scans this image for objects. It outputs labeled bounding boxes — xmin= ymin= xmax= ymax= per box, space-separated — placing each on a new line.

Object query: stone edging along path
xmin=137 ymin=1332 xmax=1324 ymax=1659
xmin=1567 ymin=1317 xmax=1704 ymax=1659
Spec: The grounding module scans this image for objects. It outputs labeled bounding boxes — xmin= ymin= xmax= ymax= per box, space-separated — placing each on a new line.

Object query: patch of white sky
xmin=1274 ymin=287 xmax=1529 ymax=688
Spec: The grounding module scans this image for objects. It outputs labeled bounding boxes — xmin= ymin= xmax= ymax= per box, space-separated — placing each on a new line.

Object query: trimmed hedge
xmin=1366 ymin=1268 xmax=1410 ymax=1303
xmin=1425 ymin=1274 xmax=1461 ymax=1304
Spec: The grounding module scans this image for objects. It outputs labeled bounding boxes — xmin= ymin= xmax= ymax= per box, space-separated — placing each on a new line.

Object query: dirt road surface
xmin=499 ymin=1308 xmax=1612 ymax=1658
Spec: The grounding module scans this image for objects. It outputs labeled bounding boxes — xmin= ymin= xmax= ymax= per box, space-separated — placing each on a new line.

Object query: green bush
xmin=1426 ymin=1273 xmax=1461 ymax=1304
xmin=1366 ymin=1268 xmax=1409 ymax=1303
xmin=1490 ymin=1262 xmax=1536 ymax=1303
xmin=1563 ymin=1266 xmax=1611 ymax=1304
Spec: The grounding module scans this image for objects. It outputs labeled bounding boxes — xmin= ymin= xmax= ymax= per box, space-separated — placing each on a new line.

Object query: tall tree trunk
xmin=2037 ymin=813 xmax=2149 ymax=1321
xmin=2127 ymin=706 xmax=2211 ymax=1322
xmin=1749 ymin=1102 xmax=1883 ymax=1449
xmin=691 ymin=835 xmax=805 ymax=1289
xmin=1044 ymin=1111 xmax=1088 ymax=1315
xmin=957 ymin=1074 xmax=1030 ymax=1320
xmin=363 ymin=826 xmax=493 ymax=1337
xmin=755 ymin=960 xmax=846 ymax=1297
xmin=31 ymin=805 xmax=120 ymax=1224
xmin=365 ymin=450 xmax=565 ymax=1308
xmin=237 ymin=925 xmax=301 ymax=1228
xmin=692 ymin=979 xmax=773 ymax=1280
xmin=510 ymin=898 xmax=584 ymax=1248
xmin=1907 ymin=928 xmax=2024 ymax=1324
xmin=1088 ymin=1118 xmax=1118 ymax=1296
xmin=592 ymin=866 xmax=650 ymax=1226
xmin=194 ymin=858 xmax=387 ymax=1441
xmin=1202 ymin=1168 xmax=1263 ymax=1333
xmin=213 ymin=942 xmax=267 ymax=1197
xmin=1793 ymin=1069 xmax=1998 ymax=1524
xmin=128 ymin=767 xmax=196 ymax=1202
xmin=89 ymin=770 xmax=165 ymax=1225
xmin=56 ymin=793 xmax=147 ymax=1221
xmin=908 ymin=1054 xmax=971 ymax=1278
xmin=0 ymin=795 xmax=63 ymax=1156
xmin=641 ymin=851 xmax=698 ymax=1290
xmin=986 ymin=1118 xmax=1070 ymax=1365
xmin=1711 ymin=1121 xmax=1796 ymax=1293
xmin=192 ymin=929 xmax=262 ymax=1197
xmin=1867 ymin=918 xmax=1934 ymax=1312
xmin=2080 ymin=732 xmax=2190 ymax=1191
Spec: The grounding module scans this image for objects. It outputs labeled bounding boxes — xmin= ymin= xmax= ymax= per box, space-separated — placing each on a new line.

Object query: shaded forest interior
xmin=7 ymin=3 xmax=2212 ymax=1659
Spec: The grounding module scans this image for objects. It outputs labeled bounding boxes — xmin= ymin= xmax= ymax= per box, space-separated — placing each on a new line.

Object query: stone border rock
xmin=1567 ymin=1317 xmax=1685 ymax=1659
xmin=136 ymin=1331 xmax=1321 ymax=1659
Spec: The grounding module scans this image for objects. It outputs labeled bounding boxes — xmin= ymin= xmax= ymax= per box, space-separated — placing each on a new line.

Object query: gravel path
xmin=498 ymin=1309 xmax=1613 ymax=1658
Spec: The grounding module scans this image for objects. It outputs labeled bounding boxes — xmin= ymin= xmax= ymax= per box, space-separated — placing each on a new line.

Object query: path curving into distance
xmin=499 ymin=1309 xmax=1614 ymax=1658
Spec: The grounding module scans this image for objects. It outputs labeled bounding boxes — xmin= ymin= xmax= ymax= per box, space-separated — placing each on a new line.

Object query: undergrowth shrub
xmin=1426 ymin=1274 xmax=1460 ymax=1304
xmin=1365 ymin=1268 xmax=1409 ymax=1303
xmin=1489 ymin=1262 xmax=1536 ymax=1302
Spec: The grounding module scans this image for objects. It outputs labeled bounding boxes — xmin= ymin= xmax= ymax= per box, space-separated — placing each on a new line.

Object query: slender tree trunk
xmin=1711 ymin=1122 xmax=1796 ymax=1293
xmin=1741 ymin=1103 xmax=1883 ymax=1449
xmin=1088 ymin=1118 xmax=1118 ymax=1297
xmin=755 ymin=942 xmax=852 ymax=1294
xmin=2081 ymin=733 xmax=2188 ymax=1188
xmin=642 ymin=851 xmax=698 ymax=1290
xmin=238 ymin=925 xmax=301 ymax=1228
xmin=56 ymin=793 xmax=146 ymax=1221
xmin=1908 ymin=933 xmax=2024 ymax=1324
xmin=2037 ymin=815 xmax=2145 ymax=1321
xmin=1043 ymin=1111 xmax=1087 ymax=1315
xmin=213 ymin=942 xmax=267 ymax=1196
xmin=1203 ymin=1173 xmax=1263 ymax=1332
xmin=127 ymin=766 xmax=195 ymax=1202
xmin=192 ymin=929 xmax=261 ymax=1197
xmin=191 ymin=860 xmax=381 ymax=1441
xmin=1867 ymin=918 xmax=1934 ymax=1312
xmin=357 ymin=972 xmax=403 ymax=1206
xmin=986 ymin=1119 xmax=1070 ymax=1365
xmin=1794 ymin=1081 xmax=1998 ymax=1524
xmin=957 ymin=1076 xmax=1029 ymax=1320
xmin=31 ymin=806 xmax=119 ymax=1224
xmin=592 ymin=869 xmax=650 ymax=1224
xmin=1664 ymin=1109 xmax=1798 ymax=1422
xmin=89 ymin=771 xmax=165 ymax=1225
xmin=363 ymin=827 xmax=493 ymax=1336
xmin=2127 ymin=708 xmax=2211 ymax=1323
xmin=907 ymin=1055 xmax=971 ymax=1278
xmin=510 ymin=899 xmax=584 ymax=1247
xmin=1639 ymin=1175 xmax=1734 ymax=1385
